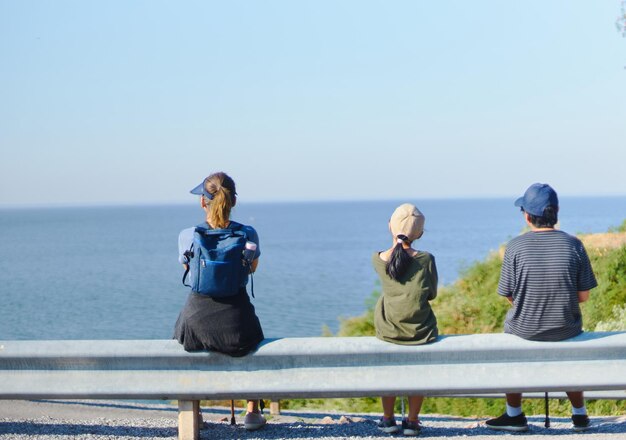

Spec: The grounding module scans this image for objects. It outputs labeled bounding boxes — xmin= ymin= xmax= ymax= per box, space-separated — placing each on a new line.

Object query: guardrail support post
xmin=178 ymin=400 xmax=200 ymax=440
xmin=270 ymin=400 xmax=281 ymax=415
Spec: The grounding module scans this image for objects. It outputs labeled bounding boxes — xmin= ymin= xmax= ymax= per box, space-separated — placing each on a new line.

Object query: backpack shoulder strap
xmin=181 ymin=241 xmax=195 ymax=288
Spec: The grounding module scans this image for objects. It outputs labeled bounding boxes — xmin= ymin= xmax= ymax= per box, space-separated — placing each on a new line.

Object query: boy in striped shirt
xmin=485 ymin=183 xmax=598 ymax=433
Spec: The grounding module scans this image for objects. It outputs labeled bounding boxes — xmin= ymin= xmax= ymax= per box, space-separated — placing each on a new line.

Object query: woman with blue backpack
xmin=173 ymin=171 xmax=266 ymax=431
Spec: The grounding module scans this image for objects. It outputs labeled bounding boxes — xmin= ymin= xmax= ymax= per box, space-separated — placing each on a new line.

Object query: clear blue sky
xmin=1 ymin=1 xmax=625 ymax=206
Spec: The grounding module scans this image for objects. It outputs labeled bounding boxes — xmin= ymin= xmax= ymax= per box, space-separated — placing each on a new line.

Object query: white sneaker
xmin=244 ymin=411 xmax=267 ymax=431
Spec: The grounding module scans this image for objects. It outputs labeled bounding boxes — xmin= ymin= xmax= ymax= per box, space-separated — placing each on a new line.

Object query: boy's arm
xmin=578 ymin=290 xmax=590 ymax=303
xmin=499 ymin=246 xmax=515 ymax=305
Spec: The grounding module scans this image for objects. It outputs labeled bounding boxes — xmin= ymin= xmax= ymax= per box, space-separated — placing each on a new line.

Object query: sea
xmin=1 ymin=197 xmax=624 ymax=340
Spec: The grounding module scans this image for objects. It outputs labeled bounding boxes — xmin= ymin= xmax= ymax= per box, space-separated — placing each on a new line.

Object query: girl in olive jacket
xmin=372 ymin=203 xmax=438 ymax=436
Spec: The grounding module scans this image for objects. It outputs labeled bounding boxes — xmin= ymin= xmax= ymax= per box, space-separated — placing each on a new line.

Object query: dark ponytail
xmin=386 ymin=235 xmax=414 ymax=281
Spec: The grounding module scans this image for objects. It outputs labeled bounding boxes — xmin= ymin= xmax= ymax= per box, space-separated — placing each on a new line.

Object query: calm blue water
xmin=1 ymin=197 xmax=624 ymax=340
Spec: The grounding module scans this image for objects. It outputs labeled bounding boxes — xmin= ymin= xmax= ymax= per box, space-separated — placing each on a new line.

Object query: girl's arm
xmin=428 ymin=255 xmax=439 ymax=300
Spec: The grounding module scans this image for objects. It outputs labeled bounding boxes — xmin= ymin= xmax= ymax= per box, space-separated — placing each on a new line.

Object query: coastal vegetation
xmin=282 ymin=223 xmax=626 ymax=417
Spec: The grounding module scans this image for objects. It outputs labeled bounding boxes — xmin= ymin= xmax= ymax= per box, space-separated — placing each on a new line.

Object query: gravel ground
xmin=1 ymin=400 xmax=626 ymax=439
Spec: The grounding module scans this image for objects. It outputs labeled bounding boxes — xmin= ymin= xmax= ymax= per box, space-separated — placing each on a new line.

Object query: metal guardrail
xmin=1 ymin=332 xmax=625 ymax=439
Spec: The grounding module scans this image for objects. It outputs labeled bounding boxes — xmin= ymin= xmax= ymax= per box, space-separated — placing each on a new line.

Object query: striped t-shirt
xmin=498 ymin=230 xmax=597 ymax=341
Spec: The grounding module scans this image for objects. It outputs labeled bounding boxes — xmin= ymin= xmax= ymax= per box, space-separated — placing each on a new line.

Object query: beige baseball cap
xmin=389 ymin=203 xmax=425 ymax=241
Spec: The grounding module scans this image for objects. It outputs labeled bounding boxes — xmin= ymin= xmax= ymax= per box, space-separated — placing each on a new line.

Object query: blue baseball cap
xmin=514 ymin=183 xmax=559 ymax=216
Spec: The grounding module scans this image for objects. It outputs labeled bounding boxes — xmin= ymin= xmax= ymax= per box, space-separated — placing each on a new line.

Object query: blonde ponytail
xmin=203 ymin=172 xmax=236 ymax=229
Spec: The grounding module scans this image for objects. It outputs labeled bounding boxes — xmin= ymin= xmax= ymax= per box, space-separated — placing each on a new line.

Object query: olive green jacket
xmin=372 ymin=251 xmax=438 ymax=345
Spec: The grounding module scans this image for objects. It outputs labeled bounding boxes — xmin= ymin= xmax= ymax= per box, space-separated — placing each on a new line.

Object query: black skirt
xmin=173 ymin=289 xmax=264 ymax=357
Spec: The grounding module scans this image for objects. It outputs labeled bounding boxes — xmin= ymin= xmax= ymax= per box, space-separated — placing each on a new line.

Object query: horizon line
xmin=1 ymin=193 xmax=626 ymax=210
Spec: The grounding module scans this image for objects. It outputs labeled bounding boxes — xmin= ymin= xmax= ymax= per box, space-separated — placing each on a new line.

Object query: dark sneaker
xmin=402 ymin=419 xmax=421 ymax=436
xmin=572 ymin=414 xmax=591 ymax=431
xmin=377 ymin=417 xmax=400 ymax=434
xmin=485 ymin=412 xmax=529 ymax=432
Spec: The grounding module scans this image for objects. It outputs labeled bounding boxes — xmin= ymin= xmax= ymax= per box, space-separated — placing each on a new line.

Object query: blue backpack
xmin=182 ymin=222 xmax=253 ymax=297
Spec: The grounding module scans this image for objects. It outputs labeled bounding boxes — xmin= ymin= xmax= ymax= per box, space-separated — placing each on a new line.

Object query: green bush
xmin=582 ymin=246 xmax=626 ymax=331
xmin=595 ymin=304 xmax=626 ymax=331
xmin=336 ymin=288 xmax=379 ymax=337
xmin=434 ymin=252 xmax=509 ymax=335
xmin=279 ymin=396 xmax=625 ymax=418
xmin=280 ymin=397 xmax=380 ymax=413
